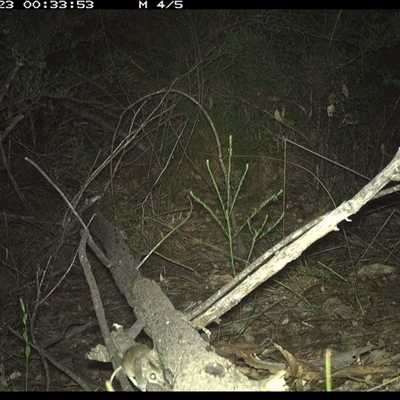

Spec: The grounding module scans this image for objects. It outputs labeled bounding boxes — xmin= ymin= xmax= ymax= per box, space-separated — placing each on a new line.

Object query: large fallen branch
xmin=187 ymin=148 xmax=400 ymax=328
xmin=82 ymin=208 xmax=286 ymax=390
xmin=82 ymin=149 xmax=400 ymax=391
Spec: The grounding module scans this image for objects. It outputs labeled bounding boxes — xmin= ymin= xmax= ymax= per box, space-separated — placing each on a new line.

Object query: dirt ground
xmin=1 ymin=150 xmax=400 ymax=392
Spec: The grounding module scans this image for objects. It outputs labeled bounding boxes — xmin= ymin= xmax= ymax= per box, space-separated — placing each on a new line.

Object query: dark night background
xmin=1 ymin=10 xmax=400 ymax=391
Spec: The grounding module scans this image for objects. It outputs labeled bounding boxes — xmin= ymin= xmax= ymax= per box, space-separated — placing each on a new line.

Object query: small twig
xmin=328 ymin=9 xmax=342 ymax=47
xmin=24 ymin=157 xmax=87 ymax=229
xmin=136 ymin=200 xmax=193 ymax=270
xmin=0 ymin=114 xmax=25 ymax=143
xmin=151 ymin=251 xmax=195 ymax=273
xmin=284 ymin=138 xmax=370 ymax=180
xmin=78 ymin=229 xmax=132 ymax=391
xmin=1 ymin=142 xmax=34 ymax=213
xmin=37 ymin=252 xmax=78 ymax=306
xmin=0 ymin=60 xmax=24 ymax=104
xmin=9 ymin=328 xmax=92 ymax=391
xmin=40 ymin=319 xmax=99 ymax=349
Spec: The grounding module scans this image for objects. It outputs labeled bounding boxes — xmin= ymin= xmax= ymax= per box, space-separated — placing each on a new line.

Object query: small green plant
xmin=105 ymin=379 xmax=116 ymax=391
xmin=325 ymin=348 xmax=332 ymax=392
xmin=190 ymin=135 xmax=283 ymax=276
xmin=19 ymin=297 xmax=31 ymax=391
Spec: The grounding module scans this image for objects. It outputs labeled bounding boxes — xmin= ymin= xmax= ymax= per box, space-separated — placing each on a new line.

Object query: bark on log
xmin=84 ymin=206 xmax=286 ymax=391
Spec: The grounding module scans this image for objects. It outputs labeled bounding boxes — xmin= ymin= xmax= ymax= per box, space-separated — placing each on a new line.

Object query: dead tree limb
xmin=83 ymin=205 xmax=287 ymax=391
xmin=188 ymin=148 xmax=400 ymax=329
xmin=82 ymin=148 xmax=400 ymax=391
